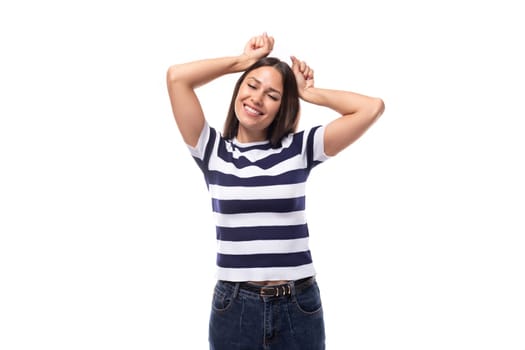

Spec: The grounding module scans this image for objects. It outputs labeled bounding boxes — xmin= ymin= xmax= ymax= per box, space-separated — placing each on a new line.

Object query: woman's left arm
xmin=291 ymin=56 xmax=385 ymax=157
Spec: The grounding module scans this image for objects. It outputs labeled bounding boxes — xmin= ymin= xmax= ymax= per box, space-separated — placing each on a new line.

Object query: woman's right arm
xmin=166 ymin=33 xmax=274 ymax=147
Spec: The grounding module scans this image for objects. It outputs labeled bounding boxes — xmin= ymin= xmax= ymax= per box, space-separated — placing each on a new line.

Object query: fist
xmin=290 ymin=55 xmax=314 ymax=90
xmin=243 ymin=32 xmax=275 ymax=60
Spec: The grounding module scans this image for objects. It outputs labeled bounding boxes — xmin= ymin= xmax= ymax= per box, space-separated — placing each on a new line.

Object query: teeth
xmin=244 ymin=105 xmax=262 ymax=115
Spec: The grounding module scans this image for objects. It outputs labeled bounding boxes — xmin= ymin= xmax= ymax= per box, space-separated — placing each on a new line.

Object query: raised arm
xmin=166 ymin=33 xmax=275 ymax=147
xmin=290 ymin=56 xmax=385 ymax=157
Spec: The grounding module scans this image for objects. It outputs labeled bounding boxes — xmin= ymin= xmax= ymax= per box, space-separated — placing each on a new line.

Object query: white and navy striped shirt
xmin=188 ymin=122 xmax=330 ymax=282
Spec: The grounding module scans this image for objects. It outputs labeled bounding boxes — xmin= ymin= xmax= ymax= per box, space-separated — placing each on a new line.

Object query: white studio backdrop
xmin=1 ymin=0 xmax=524 ymax=349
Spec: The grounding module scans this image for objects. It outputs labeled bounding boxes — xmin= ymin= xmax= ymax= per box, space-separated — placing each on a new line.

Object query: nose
xmin=251 ymin=91 xmax=264 ymax=106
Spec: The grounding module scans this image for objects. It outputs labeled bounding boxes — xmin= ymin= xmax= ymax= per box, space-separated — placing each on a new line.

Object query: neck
xmin=236 ymin=128 xmax=267 ymax=143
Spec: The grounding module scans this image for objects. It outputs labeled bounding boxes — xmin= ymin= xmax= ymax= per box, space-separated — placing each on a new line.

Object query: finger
xmin=267 ymin=36 xmax=275 ymax=50
xmin=302 ymin=67 xmax=312 ymax=82
xmin=261 ymin=34 xmax=269 ymax=48
xmin=308 ymin=68 xmax=314 ymax=80
xmin=303 ymin=67 xmax=311 ymax=78
xmin=249 ymin=36 xmax=258 ymax=49
xmin=290 ymin=56 xmax=300 ymax=72
xmin=305 ymin=65 xmax=313 ymax=76
xmin=261 ymin=33 xmax=273 ymax=50
xmin=300 ymin=60 xmax=307 ymax=73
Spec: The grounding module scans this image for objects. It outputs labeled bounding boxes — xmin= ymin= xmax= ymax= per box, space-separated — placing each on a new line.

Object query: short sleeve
xmin=305 ymin=125 xmax=331 ymax=170
xmin=187 ymin=122 xmax=210 ymax=160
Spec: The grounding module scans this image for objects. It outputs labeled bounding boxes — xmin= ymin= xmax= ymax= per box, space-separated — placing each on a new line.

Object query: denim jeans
xmin=209 ymin=277 xmax=325 ymax=350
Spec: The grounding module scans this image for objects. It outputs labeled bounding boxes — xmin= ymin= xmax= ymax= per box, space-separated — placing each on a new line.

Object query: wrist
xmin=233 ymin=54 xmax=257 ymax=72
xmin=299 ymin=87 xmax=317 ymax=103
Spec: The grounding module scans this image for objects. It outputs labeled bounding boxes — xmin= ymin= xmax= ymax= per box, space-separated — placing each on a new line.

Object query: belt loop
xmin=289 ymin=279 xmax=297 ymax=298
xmin=233 ymin=282 xmax=240 ymax=298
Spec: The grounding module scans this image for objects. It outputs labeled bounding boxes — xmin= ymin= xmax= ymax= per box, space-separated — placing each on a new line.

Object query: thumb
xmin=290 ymin=56 xmax=299 ymax=71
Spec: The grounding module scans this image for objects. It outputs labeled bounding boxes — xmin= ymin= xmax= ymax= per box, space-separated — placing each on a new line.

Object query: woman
xmin=167 ymin=33 xmax=384 ymax=350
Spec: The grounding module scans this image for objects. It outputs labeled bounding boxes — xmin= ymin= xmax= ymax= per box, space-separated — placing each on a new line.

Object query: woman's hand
xmin=290 ymin=55 xmax=315 ymax=98
xmin=242 ymin=33 xmax=275 ymax=62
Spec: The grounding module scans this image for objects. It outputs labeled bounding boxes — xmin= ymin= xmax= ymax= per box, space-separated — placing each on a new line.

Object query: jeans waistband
xmin=220 ymin=276 xmax=315 ymax=298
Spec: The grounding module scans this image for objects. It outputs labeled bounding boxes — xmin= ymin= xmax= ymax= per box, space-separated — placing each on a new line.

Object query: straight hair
xmin=222 ymin=57 xmax=300 ymax=147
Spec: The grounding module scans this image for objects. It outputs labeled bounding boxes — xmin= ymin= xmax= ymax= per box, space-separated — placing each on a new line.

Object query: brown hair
xmin=222 ymin=57 xmax=300 ymax=147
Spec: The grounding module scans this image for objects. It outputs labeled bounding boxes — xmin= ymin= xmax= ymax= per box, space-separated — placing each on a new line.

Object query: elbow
xmin=167 ymin=64 xmax=197 ymax=90
xmin=372 ymin=98 xmax=385 ymax=120
xmin=166 ymin=65 xmax=180 ymax=84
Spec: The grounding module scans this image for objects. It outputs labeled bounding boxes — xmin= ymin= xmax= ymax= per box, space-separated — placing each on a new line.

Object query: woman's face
xmin=234 ymin=66 xmax=283 ymax=143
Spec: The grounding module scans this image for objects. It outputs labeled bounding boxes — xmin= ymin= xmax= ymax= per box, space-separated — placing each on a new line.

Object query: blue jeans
xmin=209 ymin=277 xmax=325 ymax=350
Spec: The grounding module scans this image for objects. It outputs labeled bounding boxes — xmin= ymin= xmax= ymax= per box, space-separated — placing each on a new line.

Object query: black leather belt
xmin=225 ymin=276 xmax=315 ymax=297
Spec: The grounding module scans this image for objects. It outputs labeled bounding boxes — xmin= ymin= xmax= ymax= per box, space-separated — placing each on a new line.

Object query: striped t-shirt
xmin=188 ymin=122 xmax=330 ymax=282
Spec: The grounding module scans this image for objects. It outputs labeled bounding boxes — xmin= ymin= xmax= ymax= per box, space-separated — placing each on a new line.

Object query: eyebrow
xmin=247 ymin=77 xmax=282 ymax=96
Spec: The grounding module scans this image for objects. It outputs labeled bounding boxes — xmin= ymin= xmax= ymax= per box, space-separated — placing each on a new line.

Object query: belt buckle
xmin=260 ymin=284 xmax=291 ymax=297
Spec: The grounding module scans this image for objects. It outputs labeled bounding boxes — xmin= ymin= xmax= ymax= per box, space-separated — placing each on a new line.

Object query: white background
xmin=1 ymin=0 xmax=524 ymax=349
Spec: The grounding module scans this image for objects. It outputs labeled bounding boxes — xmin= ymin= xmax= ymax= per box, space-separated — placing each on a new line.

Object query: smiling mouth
xmin=243 ymin=104 xmax=263 ymax=117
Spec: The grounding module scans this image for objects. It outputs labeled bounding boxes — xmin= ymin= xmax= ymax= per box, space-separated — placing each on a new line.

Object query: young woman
xmin=167 ymin=33 xmax=384 ymax=350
